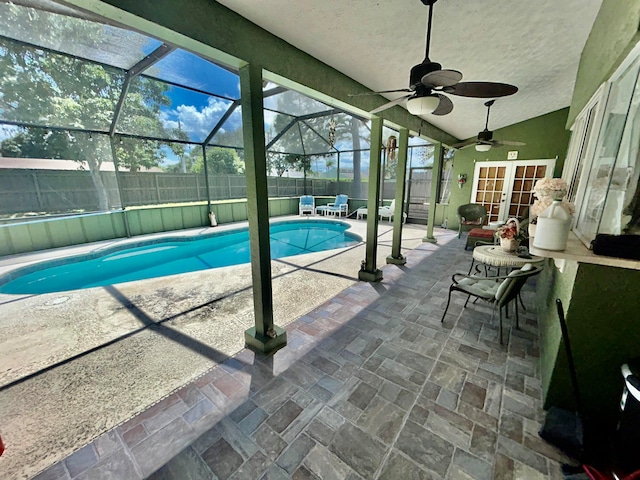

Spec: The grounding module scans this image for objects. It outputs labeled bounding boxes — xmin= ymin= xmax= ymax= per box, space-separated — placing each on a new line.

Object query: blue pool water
xmin=0 ymin=220 xmax=361 ymax=295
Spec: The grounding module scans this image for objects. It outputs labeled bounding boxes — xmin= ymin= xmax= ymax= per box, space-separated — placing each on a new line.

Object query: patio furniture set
xmin=299 ymin=195 xmax=406 ymax=222
xmin=440 ymin=202 xmax=544 ymax=344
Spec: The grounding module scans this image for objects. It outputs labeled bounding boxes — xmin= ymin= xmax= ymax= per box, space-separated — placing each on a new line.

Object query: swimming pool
xmin=0 ymin=219 xmax=362 ymax=294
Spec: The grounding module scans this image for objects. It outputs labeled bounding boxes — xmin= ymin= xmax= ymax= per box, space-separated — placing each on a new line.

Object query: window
xmin=562 ymin=85 xmax=606 ymax=203
xmin=573 ymin=42 xmax=640 ymax=245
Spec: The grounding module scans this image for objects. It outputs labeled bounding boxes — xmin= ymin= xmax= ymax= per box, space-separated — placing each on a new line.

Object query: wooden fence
xmin=0 ymin=169 xmax=396 ymax=218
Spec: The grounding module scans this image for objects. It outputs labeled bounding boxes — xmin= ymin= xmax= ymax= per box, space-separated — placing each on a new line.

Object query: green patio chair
xmin=457 ymin=203 xmax=488 ymax=238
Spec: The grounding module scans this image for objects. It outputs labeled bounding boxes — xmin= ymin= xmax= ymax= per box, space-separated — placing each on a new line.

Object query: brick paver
xmin=34 ymin=232 xmax=570 ymax=480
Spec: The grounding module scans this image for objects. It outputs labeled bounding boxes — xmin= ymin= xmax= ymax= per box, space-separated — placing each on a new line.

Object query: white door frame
xmin=471 ymin=159 xmax=556 ymax=222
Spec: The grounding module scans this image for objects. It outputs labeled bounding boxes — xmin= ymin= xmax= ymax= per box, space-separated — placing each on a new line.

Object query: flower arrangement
xmin=532 ymin=177 xmax=569 ymax=200
xmin=530 ymin=178 xmax=575 ymax=224
xmin=495 ymin=219 xmax=527 ymax=241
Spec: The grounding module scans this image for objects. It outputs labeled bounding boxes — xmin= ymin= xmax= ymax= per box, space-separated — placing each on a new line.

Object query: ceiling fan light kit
xmin=407 ymin=95 xmax=440 ymax=115
xmin=452 ymin=99 xmax=526 ymax=151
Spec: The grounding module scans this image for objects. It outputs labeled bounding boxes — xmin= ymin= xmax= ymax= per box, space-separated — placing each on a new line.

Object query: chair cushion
xmin=457 ymin=276 xmax=500 ymax=299
xmin=495 ymin=263 xmax=534 ymax=299
xmin=467 ymin=228 xmax=494 ymax=239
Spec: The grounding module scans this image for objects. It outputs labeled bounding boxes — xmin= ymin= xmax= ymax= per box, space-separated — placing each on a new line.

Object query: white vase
xmin=532 ymin=201 xmax=571 ymax=251
xmin=528 ymin=223 xmax=536 ymax=238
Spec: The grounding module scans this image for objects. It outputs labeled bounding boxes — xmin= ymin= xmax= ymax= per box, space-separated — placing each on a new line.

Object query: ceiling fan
xmin=350 ymin=0 xmax=518 ymax=116
xmin=452 ymin=100 xmax=526 ymax=151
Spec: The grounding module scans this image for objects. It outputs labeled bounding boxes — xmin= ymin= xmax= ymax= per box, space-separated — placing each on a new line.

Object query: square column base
xmin=386 ymin=254 xmax=407 ymax=265
xmin=244 ymin=326 xmax=287 ymax=354
xmin=358 ymin=268 xmax=383 ymax=282
xmin=422 ymin=235 xmax=438 ymax=244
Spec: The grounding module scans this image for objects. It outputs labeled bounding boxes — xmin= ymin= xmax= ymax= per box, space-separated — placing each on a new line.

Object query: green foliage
xmin=0 ymin=8 xmax=173 ymax=173
xmin=1 ymin=129 xmax=78 ymax=159
xmin=184 ymin=147 xmax=244 ymax=175
xmin=267 ymin=152 xmax=291 ymax=177
xmin=267 ymin=152 xmax=310 ymax=177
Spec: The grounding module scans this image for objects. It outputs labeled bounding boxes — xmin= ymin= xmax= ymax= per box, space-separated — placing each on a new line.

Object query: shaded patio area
xmin=30 ymin=230 xmax=571 ymax=480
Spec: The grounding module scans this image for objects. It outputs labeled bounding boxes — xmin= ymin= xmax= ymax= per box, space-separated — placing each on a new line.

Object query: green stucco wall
xmin=537 ymin=259 xmax=578 ymax=411
xmin=567 ymin=0 xmax=640 ymax=127
xmin=447 ymin=108 xmax=571 ymax=231
xmin=542 ymin=263 xmax=640 ymax=425
xmin=537 ymin=0 xmax=640 ymax=428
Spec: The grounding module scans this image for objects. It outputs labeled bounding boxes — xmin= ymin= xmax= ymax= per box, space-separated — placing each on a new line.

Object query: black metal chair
xmin=441 ymin=263 xmax=543 ymax=344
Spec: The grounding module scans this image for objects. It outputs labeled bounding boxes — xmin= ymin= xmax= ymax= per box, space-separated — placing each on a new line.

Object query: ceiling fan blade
xmin=451 ymin=138 xmax=478 ymax=149
xmin=496 ymin=140 xmax=526 ymax=146
xmin=348 ymin=88 xmax=413 ymax=97
xmin=369 ymin=95 xmax=412 ymax=114
xmin=421 ymin=69 xmax=463 ymax=88
xmin=431 ymin=94 xmax=453 ymax=116
xmin=443 ymin=81 xmax=518 ymax=98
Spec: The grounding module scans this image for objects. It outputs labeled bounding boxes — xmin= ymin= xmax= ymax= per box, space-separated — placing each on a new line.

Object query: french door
xmin=471 ymin=159 xmax=556 ymax=223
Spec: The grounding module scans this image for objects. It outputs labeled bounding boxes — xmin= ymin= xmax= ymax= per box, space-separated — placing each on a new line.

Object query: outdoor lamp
xmin=475 ymin=143 xmax=492 ymax=152
xmin=407 ymin=95 xmax=440 ymax=115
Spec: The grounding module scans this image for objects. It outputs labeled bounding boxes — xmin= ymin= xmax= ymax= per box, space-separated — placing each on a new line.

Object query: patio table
xmin=473 ymin=245 xmax=544 ymax=269
xmin=470 ymin=245 xmax=545 ymax=277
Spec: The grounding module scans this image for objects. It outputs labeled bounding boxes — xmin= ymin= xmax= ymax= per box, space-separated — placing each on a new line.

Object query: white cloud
xmin=162 ymin=97 xmax=232 ymax=142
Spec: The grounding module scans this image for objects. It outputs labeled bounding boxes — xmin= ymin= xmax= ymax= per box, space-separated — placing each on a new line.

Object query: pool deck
xmin=0 ymin=216 xmax=450 ymax=479
xmin=13 ymin=219 xmax=573 ymax=480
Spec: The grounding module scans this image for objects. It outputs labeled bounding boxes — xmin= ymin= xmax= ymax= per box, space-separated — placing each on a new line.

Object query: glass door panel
xmin=472 ymin=159 xmax=555 ymax=222
xmin=508 ymin=163 xmax=549 ymax=218
xmin=473 ymin=164 xmax=508 ymax=223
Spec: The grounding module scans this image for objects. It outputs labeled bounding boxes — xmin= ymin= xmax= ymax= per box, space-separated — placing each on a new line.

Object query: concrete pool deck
xmin=0 ymin=216 xmax=437 ymax=479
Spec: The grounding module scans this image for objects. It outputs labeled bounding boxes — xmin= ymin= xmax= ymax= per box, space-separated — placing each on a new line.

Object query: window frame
xmin=572 ymin=40 xmax=640 ymax=247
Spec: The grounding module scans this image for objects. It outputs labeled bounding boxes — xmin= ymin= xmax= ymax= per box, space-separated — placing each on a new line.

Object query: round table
xmin=472 ymin=245 xmax=544 ymax=268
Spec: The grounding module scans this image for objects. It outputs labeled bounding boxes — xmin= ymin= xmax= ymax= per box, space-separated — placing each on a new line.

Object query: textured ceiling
xmin=217 ymin=0 xmax=602 ymax=142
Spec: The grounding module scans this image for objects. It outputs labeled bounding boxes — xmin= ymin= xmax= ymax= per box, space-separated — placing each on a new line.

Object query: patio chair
xmin=378 ymin=199 xmax=407 ymax=223
xmin=440 ymin=263 xmax=542 ymax=344
xmin=457 ymin=203 xmax=488 ymax=238
xmin=299 ymin=195 xmax=315 ymax=216
xmin=316 ymin=194 xmax=349 ymax=217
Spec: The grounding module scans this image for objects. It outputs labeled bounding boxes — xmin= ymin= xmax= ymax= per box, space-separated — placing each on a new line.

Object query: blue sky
xmin=1 ymin=14 xmax=435 ymax=170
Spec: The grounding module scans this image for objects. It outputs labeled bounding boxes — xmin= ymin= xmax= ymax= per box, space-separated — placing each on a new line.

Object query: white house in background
xmin=0 ymin=157 xmax=164 ymax=172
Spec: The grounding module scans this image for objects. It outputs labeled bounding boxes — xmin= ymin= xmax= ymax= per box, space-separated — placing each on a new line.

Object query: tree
xmin=185 ymin=147 xmax=244 ymax=175
xmin=284 ymin=153 xmax=311 ymax=176
xmin=165 ymin=126 xmax=191 ymax=173
xmin=267 ymin=152 xmax=300 ymax=177
xmin=268 ymin=95 xmax=370 ymax=190
xmin=0 ymin=6 xmax=173 ymax=209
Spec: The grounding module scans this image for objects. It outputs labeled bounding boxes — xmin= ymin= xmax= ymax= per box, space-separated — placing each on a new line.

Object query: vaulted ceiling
xmin=217 ymin=0 xmax=603 ymax=142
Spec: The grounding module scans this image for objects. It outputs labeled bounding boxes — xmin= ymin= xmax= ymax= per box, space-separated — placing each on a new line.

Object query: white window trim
xmin=563 ymin=83 xmax=607 ymax=201
xmin=571 ymin=39 xmax=640 ymax=247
